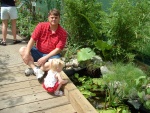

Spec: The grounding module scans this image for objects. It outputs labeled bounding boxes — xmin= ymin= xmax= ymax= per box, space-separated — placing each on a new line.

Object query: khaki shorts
xmin=1 ymin=7 xmax=18 ymax=20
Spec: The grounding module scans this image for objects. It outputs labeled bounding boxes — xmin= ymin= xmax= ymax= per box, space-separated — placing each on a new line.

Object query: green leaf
xmin=93 ymin=78 xmax=104 ymax=86
xmin=122 ymin=110 xmax=128 ymax=113
xmin=92 ymin=84 xmax=98 ymax=90
xmin=82 ymin=90 xmax=91 ymax=96
xmin=84 ymin=84 xmax=92 ymax=89
xmin=147 ymin=88 xmax=150 ymax=94
xmin=145 ymin=100 xmax=150 ymax=108
xmin=94 ymin=40 xmax=112 ymax=51
xmin=74 ymin=73 xmax=79 ymax=78
xmin=79 ymin=13 xmax=99 ymax=39
xmin=135 ymin=76 xmax=146 ymax=85
xmin=99 ymin=109 xmax=116 ymax=113
xmin=77 ymin=48 xmax=96 ymax=62
xmin=138 ymin=91 xmax=145 ymax=98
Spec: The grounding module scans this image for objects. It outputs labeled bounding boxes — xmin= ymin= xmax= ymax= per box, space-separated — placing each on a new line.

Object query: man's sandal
xmin=0 ymin=41 xmax=6 ymax=46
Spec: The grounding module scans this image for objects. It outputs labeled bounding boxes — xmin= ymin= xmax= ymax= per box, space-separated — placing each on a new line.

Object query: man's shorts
xmin=1 ymin=7 xmax=18 ymax=20
xmin=31 ymin=47 xmax=61 ymax=62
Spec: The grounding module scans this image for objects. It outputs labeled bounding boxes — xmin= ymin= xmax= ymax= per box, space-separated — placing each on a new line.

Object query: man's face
xmin=48 ymin=14 xmax=60 ymax=26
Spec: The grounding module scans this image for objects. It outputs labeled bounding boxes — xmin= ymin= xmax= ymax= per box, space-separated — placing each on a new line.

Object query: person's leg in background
xmin=11 ymin=19 xmax=17 ymax=40
xmin=1 ymin=19 xmax=8 ymax=43
xmin=1 ymin=7 xmax=8 ymax=45
xmin=10 ymin=7 xmax=21 ymax=44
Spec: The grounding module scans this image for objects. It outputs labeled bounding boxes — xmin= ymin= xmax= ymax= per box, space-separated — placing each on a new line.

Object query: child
xmin=42 ymin=59 xmax=68 ymax=96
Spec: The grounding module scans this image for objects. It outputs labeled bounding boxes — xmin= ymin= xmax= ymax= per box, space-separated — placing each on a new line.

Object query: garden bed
xmin=63 ymin=60 xmax=150 ymax=113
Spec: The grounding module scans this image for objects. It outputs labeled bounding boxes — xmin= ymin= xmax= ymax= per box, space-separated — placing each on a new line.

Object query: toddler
xmin=43 ymin=59 xmax=68 ymax=96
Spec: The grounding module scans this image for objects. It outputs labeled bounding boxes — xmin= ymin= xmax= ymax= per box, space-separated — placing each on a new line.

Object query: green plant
xmin=102 ymin=63 xmax=147 ymax=107
xmin=63 ymin=42 xmax=81 ymax=61
xmin=94 ymin=40 xmax=112 ymax=60
xmin=77 ymin=47 xmax=104 ymax=71
xmin=101 ymin=0 xmax=150 ymax=62
xmin=68 ymin=0 xmax=150 ymax=62
xmin=73 ymin=65 xmax=132 ymax=112
xmin=99 ymin=106 xmax=130 ymax=113
xmin=77 ymin=48 xmax=96 ymax=62
xmin=136 ymin=76 xmax=150 ymax=109
xmin=75 ymin=74 xmax=97 ymax=98
xmin=63 ymin=0 xmax=102 ymax=47
xmin=17 ymin=11 xmax=37 ymax=39
xmin=78 ymin=13 xmax=113 ymax=60
xmin=35 ymin=0 xmax=62 ymax=21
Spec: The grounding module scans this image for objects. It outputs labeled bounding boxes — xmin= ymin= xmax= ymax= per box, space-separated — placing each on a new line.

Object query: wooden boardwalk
xmin=0 ymin=63 xmax=76 ymax=113
xmin=0 ymin=63 xmax=98 ymax=113
xmin=0 ymin=28 xmax=98 ymax=113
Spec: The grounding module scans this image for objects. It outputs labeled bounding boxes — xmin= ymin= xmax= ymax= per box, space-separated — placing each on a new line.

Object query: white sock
xmin=33 ymin=67 xmax=38 ymax=73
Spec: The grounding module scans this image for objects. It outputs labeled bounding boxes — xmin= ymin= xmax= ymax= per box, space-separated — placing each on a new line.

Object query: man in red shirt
xmin=19 ymin=9 xmax=67 ymax=81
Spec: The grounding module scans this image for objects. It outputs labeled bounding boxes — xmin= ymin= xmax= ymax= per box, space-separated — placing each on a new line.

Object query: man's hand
xmin=37 ymin=56 xmax=47 ymax=66
xmin=23 ymin=53 xmax=30 ymax=65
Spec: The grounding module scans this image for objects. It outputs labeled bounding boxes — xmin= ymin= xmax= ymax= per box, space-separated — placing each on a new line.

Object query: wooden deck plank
xmin=33 ymin=104 xmax=76 ymax=113
xmin=0 ymin=73 xmax=36 ymax=85
xmin=0 ymin=64 xmax=27 ymax=75
xmin=0 ymin=85 xmax=45 ymax=100
xmin=0 ymin=79 xmax=39 ymax=93
xmin=0 ymin=91 xmax=56 ymax=109
xmin=0 ymin=96 xmax=70 ymax=113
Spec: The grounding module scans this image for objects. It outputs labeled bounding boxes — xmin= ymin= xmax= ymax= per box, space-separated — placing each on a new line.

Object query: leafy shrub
xmin=35 ymin=0 xmax=62 ymax=21
xmin=101 ymin=0 xmax=150 ymax=62
xmin=63 ymin=0 xmax=103 ymax=47
xmin=136 ymin=76 xmax=150 ymax=109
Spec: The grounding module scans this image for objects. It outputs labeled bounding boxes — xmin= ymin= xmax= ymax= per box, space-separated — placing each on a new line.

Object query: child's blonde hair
xmin=51 ymin=59 xmax=65 ymax=71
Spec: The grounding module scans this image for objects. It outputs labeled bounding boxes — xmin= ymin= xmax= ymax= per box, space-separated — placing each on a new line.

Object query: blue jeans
xmin=31 ymin=47 xmax=61 ymax=62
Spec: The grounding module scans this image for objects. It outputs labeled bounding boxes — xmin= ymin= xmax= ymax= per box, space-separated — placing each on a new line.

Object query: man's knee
xmin=19 ymin=46 xmax=26 ymax=55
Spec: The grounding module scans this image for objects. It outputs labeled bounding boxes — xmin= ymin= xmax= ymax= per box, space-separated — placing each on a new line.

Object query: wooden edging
xmin=61 ymin=71 xmax=98 ymax=113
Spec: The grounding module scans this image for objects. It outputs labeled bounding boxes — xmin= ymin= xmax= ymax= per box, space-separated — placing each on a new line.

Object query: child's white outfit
xmin=44 ymin=70 xmax=58 ymax=88
xmin=43 ymin=70 xmax=63 ymax=96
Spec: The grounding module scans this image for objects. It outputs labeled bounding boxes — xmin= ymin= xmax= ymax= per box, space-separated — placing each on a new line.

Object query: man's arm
xmin=45 ymin=48 xmax=62 ymax=60
xmin=23 ymin=38 xmax=35 ymax=64
xmin=25 ymin=38 xmax=35 ymax=55
xmin=37 ymin=48 xmax=62 ymax=66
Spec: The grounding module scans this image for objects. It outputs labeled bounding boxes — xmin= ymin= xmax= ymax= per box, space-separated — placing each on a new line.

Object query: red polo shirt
xmin=31 ymin=22 xmax=67 ymax=54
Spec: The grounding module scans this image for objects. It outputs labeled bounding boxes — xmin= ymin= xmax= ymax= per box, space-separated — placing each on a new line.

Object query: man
xmin=19 ymin=9 xmax=67 ymax=81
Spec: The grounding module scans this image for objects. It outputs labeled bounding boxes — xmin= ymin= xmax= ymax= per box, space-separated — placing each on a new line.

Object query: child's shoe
xmin=54 ymin=90 xmax=63 ymax=96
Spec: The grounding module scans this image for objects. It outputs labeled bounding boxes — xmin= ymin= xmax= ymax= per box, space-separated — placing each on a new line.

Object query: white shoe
xmin=33 ymin=67 xmax=44 ymax=79
xmin=25 ymin=68 xmax=34 ymax=76
xmin=54 ymin=90 xmax=63 ymax=96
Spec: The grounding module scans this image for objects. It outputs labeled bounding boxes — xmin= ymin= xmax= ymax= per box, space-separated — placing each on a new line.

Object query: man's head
xmin=48 ymin=9 xmax=60 ymax=17
xmin=48 ymin=9 xmax=60 ymax=26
